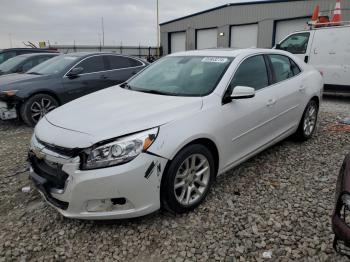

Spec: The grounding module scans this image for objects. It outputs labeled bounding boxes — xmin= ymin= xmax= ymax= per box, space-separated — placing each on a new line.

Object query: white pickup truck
xmin=276 ymin=25 xmax=350 ymax=94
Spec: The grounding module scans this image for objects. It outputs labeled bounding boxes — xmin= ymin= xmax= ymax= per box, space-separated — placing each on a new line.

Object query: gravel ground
xmin=0 ymin=97 xmax=349 ymax=262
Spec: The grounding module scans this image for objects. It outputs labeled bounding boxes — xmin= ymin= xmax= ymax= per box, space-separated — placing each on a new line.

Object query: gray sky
xmin=0 ymin=0 xmax=261 ymax=48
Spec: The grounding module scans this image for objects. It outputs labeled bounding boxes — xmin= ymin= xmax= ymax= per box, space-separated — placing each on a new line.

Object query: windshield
xmin=127 ymin=56 xmax=233 ymax=96
xmin=27 ymin=55 xmax=78 ymax=75
xmin=0 ymin=56 xmax=26 ymax=72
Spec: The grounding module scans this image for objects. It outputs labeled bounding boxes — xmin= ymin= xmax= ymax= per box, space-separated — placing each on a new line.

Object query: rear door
xmin=266 ymin=54 xmax=305 ymax=135
xmin=62 ymin=55 xmax=109 ymax=101
xmin=104 ymin=55 xmax=145 ymax=86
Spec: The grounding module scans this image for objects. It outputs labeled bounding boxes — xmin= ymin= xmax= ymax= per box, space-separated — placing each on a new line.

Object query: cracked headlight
xmin=342 ymin=194 xmax=350 ymax=209
xmin=82 ymin=128 xmax=158 ymax=170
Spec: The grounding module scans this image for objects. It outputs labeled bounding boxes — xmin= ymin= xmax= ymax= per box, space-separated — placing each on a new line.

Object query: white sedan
xmin=28 ymin=49 xmax=323 ymax=219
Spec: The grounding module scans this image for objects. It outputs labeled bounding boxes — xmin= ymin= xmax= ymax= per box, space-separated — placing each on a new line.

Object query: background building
xmin=160 ymin=0 xmax=350 ymax=54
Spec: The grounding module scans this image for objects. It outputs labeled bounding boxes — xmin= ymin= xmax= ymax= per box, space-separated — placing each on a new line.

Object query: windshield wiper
xmin=136 ymin=89 xmax=178 ymax=96
xmin=27 ymin=72 xmax=42 ymax=75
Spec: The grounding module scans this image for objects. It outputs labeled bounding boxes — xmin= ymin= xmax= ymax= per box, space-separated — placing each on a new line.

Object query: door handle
xmin=266 ymin=98 xmax=276 ymax=107
xmin=100 ymin=75 xmax=108 ymax=80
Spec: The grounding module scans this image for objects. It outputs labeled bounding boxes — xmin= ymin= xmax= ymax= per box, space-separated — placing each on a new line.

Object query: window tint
xmin=21 ymin=60 xmax=34 ymax=72
xmin=107 ymin=56 xmax=142 ymax=70
xmin=75 ymin=56 xmax=105 ymax=74
xmin=290 ymin=58 xmax=301 ymax=75
xmin=269 ymin=55 xmax=294 ymax=83
xmin=279 ymin=32 xmax=310 ymax=54
xmin=230 ymin=55 xmax=269 ymax=91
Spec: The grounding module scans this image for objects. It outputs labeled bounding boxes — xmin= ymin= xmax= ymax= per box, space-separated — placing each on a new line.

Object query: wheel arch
xmin=163 ymin=137 xmax=220 ymax=177
xmin=25 ymin=90 xmax=62 ymax=105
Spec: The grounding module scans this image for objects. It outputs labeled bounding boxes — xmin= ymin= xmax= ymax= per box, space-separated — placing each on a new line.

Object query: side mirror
xmin=230 ymin=86 xmax=255 ymax=99
xmin=67 ymin=67 xmax=83 ymax=78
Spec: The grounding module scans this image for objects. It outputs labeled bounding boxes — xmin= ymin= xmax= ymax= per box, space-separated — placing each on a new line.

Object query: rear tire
xmin=20 ymin=94 xmax=59 ymax=127
xmin=294 ymin=99 xmax=318 ymax=141
xmin=160 ymin=144 xmax=215 ymax=214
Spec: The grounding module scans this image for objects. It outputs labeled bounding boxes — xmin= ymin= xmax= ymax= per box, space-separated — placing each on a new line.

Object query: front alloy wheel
xmin=161 ymin=144 xmax=215 ymax=214
xmin=20 ymin=93 xmax=59 ymax=127
xmin=174 ymin=154 xmax=211 ymax=206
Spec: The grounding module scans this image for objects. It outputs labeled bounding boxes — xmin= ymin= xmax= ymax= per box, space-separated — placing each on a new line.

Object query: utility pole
xmin=156 ymin=0 xmax=160 ymax=57
xmin=101 ymin=17 xmax=105 ymax=46
xmin=9 ymin=33 xmax=13 ymax=48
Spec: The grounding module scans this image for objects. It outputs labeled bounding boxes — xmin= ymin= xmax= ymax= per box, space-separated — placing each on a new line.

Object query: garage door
xmin=275 ymin=18 xmax=309 ymax=44
xmin=196 ymin=28 xmax=217 ymax=50
xmin=230 ymin=24 xmax=258 ymax=48
xmin=170 ymin=32 xmax=186 ymax=53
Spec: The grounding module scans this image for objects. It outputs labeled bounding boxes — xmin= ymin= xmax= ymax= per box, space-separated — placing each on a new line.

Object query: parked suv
xmin=0 ymin=53 xmax=59 ymax=76
xmin=0 ymin=52 xmax=147 ymax=126
xmin=0 ymin=48 xmax=58 ymax=65
xmin=28 ymin=49 xmax=323 ymax=220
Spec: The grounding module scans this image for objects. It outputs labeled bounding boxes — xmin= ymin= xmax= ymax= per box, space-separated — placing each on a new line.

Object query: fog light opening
xmin=111 ymin=198 xmax=126 ymax=205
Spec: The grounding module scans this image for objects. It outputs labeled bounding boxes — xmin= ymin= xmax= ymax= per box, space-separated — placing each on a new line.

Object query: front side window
xmin=75 ymin=56 xmax=105 ymax=74
xmin=269 ymin=55 xmax=294 ymax=83
xmin=107 ymin=56 xmax=142 ymax=70
xmin=279 ymin=32 xmax=310 ymax=54
xmin=128 ymin=56 xmax=233 ymax=96
xmin=230 ymin=55 xmax=269 ymax=91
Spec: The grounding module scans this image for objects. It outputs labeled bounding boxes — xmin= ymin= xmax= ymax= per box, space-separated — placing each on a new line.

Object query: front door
xmin=220 ymin=54 xmax=278 ymax=169
xmin=278 ymin=31 xmax=315 ymax=63
xmin=62 ymin=55 xmax=109 ymax=102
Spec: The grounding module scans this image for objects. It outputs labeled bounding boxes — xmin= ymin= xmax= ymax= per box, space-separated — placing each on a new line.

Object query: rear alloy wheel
xmin=161 ymin=144 xmax=215 ymax=214
xmin=294 ymin=99 xmax=318 ymax=141
xmin=20 ymin=94 xmax=59 ymax=127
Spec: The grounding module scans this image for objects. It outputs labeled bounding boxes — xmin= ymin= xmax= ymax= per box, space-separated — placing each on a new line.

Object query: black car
xmin=0 ymin=52 xmax=148 ymax=126
xmin=0 ymin=48 xmax=58 ymax=65
xmin=0 ymin=53 xmax=59 ymax=76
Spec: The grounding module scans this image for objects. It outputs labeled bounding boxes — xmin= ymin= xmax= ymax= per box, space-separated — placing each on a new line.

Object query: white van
xmin=276 ymin=25 xmax=350 ymax=94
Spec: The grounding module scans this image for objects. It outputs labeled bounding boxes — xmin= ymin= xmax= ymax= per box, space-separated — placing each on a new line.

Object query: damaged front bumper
xmin=332 ymin=154 xmax=350 ymax=257
xmin=28 ymin=135 xmax=168 ymax=220
xmin=0 ymin=100 xmax=18 ymax=120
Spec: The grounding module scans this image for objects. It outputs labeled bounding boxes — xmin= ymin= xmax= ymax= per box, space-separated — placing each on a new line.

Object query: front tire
xmin=20 ymin=94 xmax=59 ymax=127
xmin=161 ymin=144 xmax=215 ymax=214
xmin=294 ymin=99 xmax=319 ymax=141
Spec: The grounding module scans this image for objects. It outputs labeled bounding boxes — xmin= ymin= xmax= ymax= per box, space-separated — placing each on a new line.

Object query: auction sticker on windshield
xmin=202 ymin=57 xmax=229 ymax=63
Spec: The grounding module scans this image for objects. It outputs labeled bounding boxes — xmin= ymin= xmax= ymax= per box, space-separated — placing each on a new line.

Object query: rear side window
xmin=75 ymin=56 xmax=105 ymax=74
xmin=230 ymin=55 xmax=269 ymax=91
xmin=279 ymin=32 xmax=310 ymax=54
xmin=269 ymin=55 xmax=294 ymax=83
xmin=290 ymin=58 xmax=301 ymax=76
xmin=107 ymin=56 xmax=143 ymax=70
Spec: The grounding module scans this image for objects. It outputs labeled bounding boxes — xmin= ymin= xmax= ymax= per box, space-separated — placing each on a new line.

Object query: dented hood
xmin=39 ymin=86 xmax=202 ymax=148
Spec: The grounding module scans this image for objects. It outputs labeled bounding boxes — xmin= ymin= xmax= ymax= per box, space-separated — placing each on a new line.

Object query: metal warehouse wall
xmin=160 ymin=0 xmax=350 ymax=54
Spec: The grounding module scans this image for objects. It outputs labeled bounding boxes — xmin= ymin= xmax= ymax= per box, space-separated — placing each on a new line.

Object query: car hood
xmin=40 ymin=86 xmax=203 ymax=148
xmin=0 ymin=73 xmax=49 ymax=90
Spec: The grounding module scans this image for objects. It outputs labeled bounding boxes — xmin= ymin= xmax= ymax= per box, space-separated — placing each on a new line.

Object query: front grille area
xmin=29 ymin=152 xmax=68 ymax=189
xmin=36 ymin=137 xmax=81 ymax=158
xmin=28 ymin=152 xmax=69 ymax=210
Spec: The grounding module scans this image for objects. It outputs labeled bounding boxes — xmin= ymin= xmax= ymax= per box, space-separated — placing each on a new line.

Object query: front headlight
xmin=81 ymin=128 xmax=158 ymax=170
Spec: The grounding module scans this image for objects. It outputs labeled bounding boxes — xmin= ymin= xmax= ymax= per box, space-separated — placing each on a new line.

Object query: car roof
xmin=62 ymin=52 xmax=144 ymax=60
xmin=168 ymin=48 xmax=291 ymax=58
xmin=16 ymin=53 xmax=60 ymax=58
xmin=0 ymin=48 xmax=57 ymax=52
